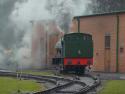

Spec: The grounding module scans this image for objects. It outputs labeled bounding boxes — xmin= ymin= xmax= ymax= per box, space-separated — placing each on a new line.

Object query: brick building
xmin=32 ymin=11 xmax=125 ymax=73
xmin=32 ymin=21 xmax=62 ymax=69
xmin=72 ymin=11 xmax=125 ymax=73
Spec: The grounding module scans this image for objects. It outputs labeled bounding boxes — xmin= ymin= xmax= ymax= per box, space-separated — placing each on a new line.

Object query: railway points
xmin=0 ymin=70 xmax=100 ymax=94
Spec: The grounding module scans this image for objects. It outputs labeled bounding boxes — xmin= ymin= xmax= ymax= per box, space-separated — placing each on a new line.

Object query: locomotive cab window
xmin=83 ymin=35 xmax=91 ymax=40
xmin=87 ymin=36 xmax=91 ymax=40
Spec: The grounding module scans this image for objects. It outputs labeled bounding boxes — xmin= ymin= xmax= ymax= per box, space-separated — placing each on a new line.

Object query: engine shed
xmin=72 ymin=11 xmax=125 ymax=73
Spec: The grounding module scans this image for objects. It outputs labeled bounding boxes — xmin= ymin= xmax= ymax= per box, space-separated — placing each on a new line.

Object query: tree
xmin=87 ymin=0 xmax=125 ymax=14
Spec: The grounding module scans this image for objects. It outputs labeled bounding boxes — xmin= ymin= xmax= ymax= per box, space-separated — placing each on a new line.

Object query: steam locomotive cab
xmin=52 ymin=38 xmax=63 ymax=65
xmin=52 ymin=33 xmax=93 ymax=74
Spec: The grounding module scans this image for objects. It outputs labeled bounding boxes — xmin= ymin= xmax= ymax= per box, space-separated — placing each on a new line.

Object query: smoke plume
xmin=46 ymin=0 xmax=91 ymax=33
xmin=0 ymin=0 xmax=91 ymax=70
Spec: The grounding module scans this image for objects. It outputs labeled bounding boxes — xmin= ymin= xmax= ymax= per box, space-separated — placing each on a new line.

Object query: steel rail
xmin=0 ymin=71 xmax=101 ymax=94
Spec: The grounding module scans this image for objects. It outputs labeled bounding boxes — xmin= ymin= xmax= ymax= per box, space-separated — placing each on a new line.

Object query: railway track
xmin=0 ymin=70 xmax=101 ymax=94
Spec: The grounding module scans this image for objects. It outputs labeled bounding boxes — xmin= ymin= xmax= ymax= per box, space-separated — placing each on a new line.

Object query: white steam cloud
xmin=10 ymin=0 xmax=90 ymax=33
xmin=0 ymin=0 xmax=91 ymax=70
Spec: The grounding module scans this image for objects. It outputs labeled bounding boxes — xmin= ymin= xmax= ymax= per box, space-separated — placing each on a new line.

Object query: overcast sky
xmin=0 ymin=0 xmax=91 ymax=49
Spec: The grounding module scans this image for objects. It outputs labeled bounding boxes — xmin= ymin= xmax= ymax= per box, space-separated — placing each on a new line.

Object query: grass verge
xmin=98 ymin=80 xmax=125 ymax=94
xmin=0 ymin=77 xmax=45 ymax=94
xmin=20 ymin=70 xmax=55 ymax=76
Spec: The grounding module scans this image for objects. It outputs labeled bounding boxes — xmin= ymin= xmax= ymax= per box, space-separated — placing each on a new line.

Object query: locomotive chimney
xmin=77 ymin=17 xmax=80 ymax=33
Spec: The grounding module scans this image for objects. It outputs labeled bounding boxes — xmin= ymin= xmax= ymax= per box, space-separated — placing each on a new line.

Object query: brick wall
xmin=119 ymin=14 xmax=125 ymax=72
xmin=72 ymin=15 xmax=117 ymax=72
xmin=32 ymin=13 xmax=125 ymax=72
xmin=32 ymin=21 xmax=62 ymax=69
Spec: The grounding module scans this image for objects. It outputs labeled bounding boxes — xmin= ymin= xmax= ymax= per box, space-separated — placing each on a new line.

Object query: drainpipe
xmin=45 ymin=28 xmax=48 ymax=69
xmin=116 ymin=14 xmax=119 ymax=72
xmin=77 ymin=17 xmax=80 ymax=33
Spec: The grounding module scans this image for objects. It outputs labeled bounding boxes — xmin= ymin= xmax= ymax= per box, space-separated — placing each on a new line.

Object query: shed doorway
xmin=104 ymin=34 xmax=111 ymax=72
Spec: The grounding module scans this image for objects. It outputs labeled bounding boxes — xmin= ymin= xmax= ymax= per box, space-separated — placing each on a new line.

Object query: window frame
xmin=105 ymin=33 xmax=111 ymax=49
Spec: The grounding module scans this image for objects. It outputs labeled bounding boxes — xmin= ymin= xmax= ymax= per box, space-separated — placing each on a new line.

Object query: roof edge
xmin=74 ymin=10 xmax=125 ymax=19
